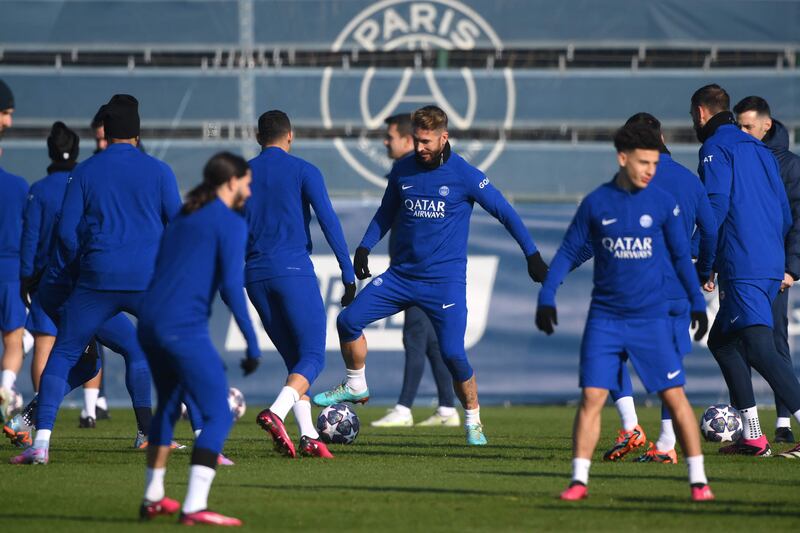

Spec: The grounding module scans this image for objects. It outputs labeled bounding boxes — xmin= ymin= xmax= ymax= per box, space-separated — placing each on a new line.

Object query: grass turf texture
xmin=2 ymin=406 xmax=798 ymax=532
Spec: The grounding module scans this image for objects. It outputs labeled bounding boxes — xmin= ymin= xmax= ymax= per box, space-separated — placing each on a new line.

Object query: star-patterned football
xmin=316 ymin=403 xmax=360 ymax=445
xmin=700 ymin=404 xmax=743 ymax=443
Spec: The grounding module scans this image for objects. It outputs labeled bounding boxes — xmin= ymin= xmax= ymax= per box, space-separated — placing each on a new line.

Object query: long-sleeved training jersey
xmin=20 ymin=170 xmax=70 ymax=280
xmin=0 ymin=166 xmax=29 ymax=282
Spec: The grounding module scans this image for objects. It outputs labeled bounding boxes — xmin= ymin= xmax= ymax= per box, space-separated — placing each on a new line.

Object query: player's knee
xmin=442 ymin=353 xmax=473 ymax=383
xmin=336 ymin=309 xmax=361 ymax=342
xmin=293 ymin=354 xmax=324 ymax=385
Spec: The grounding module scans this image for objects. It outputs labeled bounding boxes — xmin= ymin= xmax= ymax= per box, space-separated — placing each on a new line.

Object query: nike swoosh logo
xmin=601 ymin=218 xmax=617 ymax=226
xmin=442 ymin=303 xmax=455 ymax=309
xmin=402 ymin=185 xmax=413 ymax=190
xmin=667 ymin=370 xmax=681 ymax=380
xmin=287 ymin=267 xmax=300 ymax=270
xmin=730 ymin=316 xmax=739 ymax=324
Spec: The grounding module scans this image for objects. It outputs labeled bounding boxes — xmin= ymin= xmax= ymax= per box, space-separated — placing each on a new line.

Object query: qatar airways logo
xmin=602 ymin=237 xmax=653 ymax=259
xmin=405 ymin=198 xmax=446 ymax=219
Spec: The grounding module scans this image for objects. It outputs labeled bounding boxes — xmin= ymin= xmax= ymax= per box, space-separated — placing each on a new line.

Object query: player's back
xmin=73 ymin=143 xmax=179 ymax=289
xmin=26 ymin=171 xmax=70 ymax=275
xmin=245 ymin=147 xmax=317 ymax=282
xmin=0 ymin=167 xmax=29 ymax=281
xmin=141 ymin=198 xmax=245 ymax=332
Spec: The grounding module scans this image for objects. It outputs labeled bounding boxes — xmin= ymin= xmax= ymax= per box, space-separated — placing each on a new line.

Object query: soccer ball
xmin=228 ymin=387 xmax=246 ymax=422
xmin=316 ymin=403 xmax=360 ymax=444
xmin=700 ymin=404 xmax=743 ymax=442
xmin=4 ymin=389 xmax=23 ymax=419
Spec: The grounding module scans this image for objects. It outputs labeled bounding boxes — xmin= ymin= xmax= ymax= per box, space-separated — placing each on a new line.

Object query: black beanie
xmin=0 ymin=79 xmax=14 ymax=111
xmin=47 ymin=121 xmax=80 ymax=163
xmin=103 ymin=94 xmax=140 ymax=139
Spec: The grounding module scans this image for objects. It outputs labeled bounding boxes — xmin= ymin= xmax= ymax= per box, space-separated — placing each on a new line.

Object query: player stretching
xmin=537 ymin=123 xmax=713 ymax=501
xmin=245 ymin=110 xmax=355 ymax=458
xmin=137 ymin=152 xmax=258 ymax=526
xmin=691 ymin=84 xmax=800 ymax=458
xmin=10 ymin=94 xmax=181 ymax=465
xmin=597 ymin=113 xmax=717 ymax=464
xmin=314 ymin=105 xmax=548 ymax=445
xmin=0 ymin=79 xmax=28 ymax=421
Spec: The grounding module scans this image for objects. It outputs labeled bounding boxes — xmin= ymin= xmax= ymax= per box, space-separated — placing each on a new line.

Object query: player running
xmin=691 ymin=84 xmax=800 ymax=458
xmin=595 ymin=113 xmax=717 ymax=464
xmin=0 ymin=79 xmax=28 ymax=422
xmin=10 ymin=94 xmax=181 ymax=464
xmin=245 ymin=110 xmax=354 ymax=458
xmin=536 ymin=123 xmax=714 ymax=501
xmin=138 ymin=152 xmax=259 ymax=526
xmin=314 ymin=105 xmax=549 ymax=446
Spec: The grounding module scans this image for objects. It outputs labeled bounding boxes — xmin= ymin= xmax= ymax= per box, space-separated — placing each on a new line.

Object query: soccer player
xmin=10 ymin=94 xmax=181 ymax=464
xmin=594 ymin=113 xmax=717 ymax=464
xmin=536 ymin=123 xmax=713 ymax=501
xmin=734 ymin=95 xmax=800 ymax=445
xmin=0 ymin=79 xmax=28 ymax=423
xmin=691 ymin=84 xmax=800 ymax=458
xmin=314 ymin=105 xmax=549 ymax=445
xmin=372 ymin=113 xmax=459 ymax=428
xmin=138 ymin=152 xmax=259 ymax=526
xmin=245 ymin=110 xmax=354 ymax=458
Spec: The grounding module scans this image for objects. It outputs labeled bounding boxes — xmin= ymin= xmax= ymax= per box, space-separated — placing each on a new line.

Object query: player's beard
xmin=233 ymin=191 xmax=248 ymax=212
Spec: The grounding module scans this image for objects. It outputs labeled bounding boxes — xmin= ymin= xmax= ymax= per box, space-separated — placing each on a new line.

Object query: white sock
xmin=144 ymin=467 xmax=166 ymax=502
xmin=1 ymin=369 xmax=16 ymax=390
xmin=393 ymin=404 xmax=411 ymax=415
xmin=292 ymin=399 xmax=319 ymax=439
xmin=182 ymin=465 xmax=216 ymax=514
xmin=83 ymin=388 xmax=100 ymax=419
xmin=655 ymin=419 xmax=676 ymax=451
xmin=614 ymin=396 xmax=638 ymax=432
xmin=346 ymin=367 xmax=367 ymax=393
xmin=96 ymin=396 xmax=108 ymax=411
xmin=465 ymin=407 xmax=481 ymax=426
xmin=740 ymin=406 xmax=762 ymax=440
xmin=194 ymin=429 xmax=202 ymax=438
xmin=792 ymin=409 xmax=800 ymax=426
xmin=776 ymin=417 xmax=791 ymax=429
xmin=686 ymin=455 xmax=708 ymax=485
xmin=572 ymin=457 xmax=591 ymax=485
xmin=437 ymin=406 xmax=457 ymax=417
xmin=33 ymin=429 xmax=52 ymax=450
xmin=270 ymin=386 xmax=300 ymax=421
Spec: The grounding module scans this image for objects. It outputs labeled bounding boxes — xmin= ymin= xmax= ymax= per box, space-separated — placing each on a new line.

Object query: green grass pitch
xmin=2 ymin=405 xmax=798 ymax=531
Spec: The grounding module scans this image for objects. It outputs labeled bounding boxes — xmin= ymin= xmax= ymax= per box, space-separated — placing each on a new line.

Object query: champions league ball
xmin=700 ymin=404 xmax=743 ymax=442
xmin=228 ymin=387 xmax=246 ymax=422
xmin=316 ymin=403 xmax=360 ymax=445
xmin=4 ymin=389 xmax=23 ymax=419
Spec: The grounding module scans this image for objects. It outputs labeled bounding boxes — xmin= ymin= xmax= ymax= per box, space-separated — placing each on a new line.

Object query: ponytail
xmin=181 ymin=151 xmax=250 ymax=215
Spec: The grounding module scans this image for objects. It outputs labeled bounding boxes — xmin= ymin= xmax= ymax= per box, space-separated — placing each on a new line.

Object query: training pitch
xmin=3 ymin=406 xmax=798 ymax=531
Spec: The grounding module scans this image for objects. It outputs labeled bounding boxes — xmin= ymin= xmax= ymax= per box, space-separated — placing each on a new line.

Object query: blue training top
xmin=540 ymin=175 xmax=705 ymax=319
xmin=698 ymin=123 xmax=791 ymax=281
xmin=360 ymin=150 xmax=537 ymax=282
xmin=20 ymin=170 xmax=70 ymax=279
xmin=56 ymin=143 xmax=182 ymax=291
xmin=0 ymin=166 xmax=29 ymax=282
xmin=245 ymin=146 xmax=355 ymax=284
xmin=139 ymin=198 xmax=259 ymax=358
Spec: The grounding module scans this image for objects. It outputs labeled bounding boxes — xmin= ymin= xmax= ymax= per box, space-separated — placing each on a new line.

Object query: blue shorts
xmin=716 ymin=279 xmax=780 ymax=334
xmin=246 ymin=276 xmax=326 ymax=385
xmin=336 ymin=268 xmax=473 ymax=382
xmin=669 ymin=298 xmax=691 ymax=356
xmin=25 ymin=293 xmax=58 ymax=336
xmin=580 ymin=317 xmax=685 ymax=394
xmin=0 ymin=281 xmax=26 ymax=331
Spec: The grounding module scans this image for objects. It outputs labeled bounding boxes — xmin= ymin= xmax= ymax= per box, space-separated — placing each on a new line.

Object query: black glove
xmin=341 ymin=282 xmax=356 ymax=307
xmin=527 ymin=252 xmax=549 ymax=283
xmin=535 ymin=306 xmax=558 ymax=335
xmin=695 ymin=263 xmax=710 ymax=287
xmin=354 ymin=246 xmax=371 ymax=280
xmin=241 ymin=357 xmax=260 ymax=377
xmin=20 ymin=275 xmax=39 ymax=308
xmin=691 ymin=311 xmax=709 ymax=341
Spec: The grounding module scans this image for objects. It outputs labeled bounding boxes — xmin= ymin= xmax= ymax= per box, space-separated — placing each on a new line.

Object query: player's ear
xmin=616 ymin=151 xmax=627 ymax=168
xmin=441 ymin=130 xmax=449 ymax=143
xmin=764 ymin=117 xmax=773 ymax=132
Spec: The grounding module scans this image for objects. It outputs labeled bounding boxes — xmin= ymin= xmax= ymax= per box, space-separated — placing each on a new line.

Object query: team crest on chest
xmin=439 ymin=186 xmax=450 ymax=197
xmin=639 ymin=214 xmax=653 ymax=228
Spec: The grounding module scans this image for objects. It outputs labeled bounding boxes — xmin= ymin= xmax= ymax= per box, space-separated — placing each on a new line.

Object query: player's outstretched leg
xmin=312 ymin=335 xmax=370 ymax=406
xmin=561 ymin=387 xmax=607 ymax=500
xmin=453 ymin=374 xmax=486 ymax=446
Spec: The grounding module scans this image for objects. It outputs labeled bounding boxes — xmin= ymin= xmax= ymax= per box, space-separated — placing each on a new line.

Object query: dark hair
xmin=624 ymin=112 xmax=661 ymax=132
xmin=412 ymin=105 xmax=448 ymax=131
xmin=384 ymin=113 xmax=413 ymax=137
xmin=691 ymin=84 xmax=730 ymax=114
xmin=733 ymin=95 xmax=771 ymax=118
xmin=47 ymin=121 xmax=80 ymax=166
xmin=257 ymin=110 xmax=291 ymax=146
xmin=182 ymin=152 xmax=249 ymax=215
xmin=613 ymin=123 xmax=662 ymax=153
xmin=90 ymin=105 xmax=105 ymax=129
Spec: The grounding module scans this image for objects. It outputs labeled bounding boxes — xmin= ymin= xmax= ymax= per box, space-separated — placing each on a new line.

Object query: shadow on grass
xmin=481 ymin=469 xmax=800 ymax=487
xmin=533 ymin=499 xmax=800 ymax=519
xmin=0 ymin=512 xmax=135 ymax=524
xmin=231 ymin=483 xmax=503 ymax=498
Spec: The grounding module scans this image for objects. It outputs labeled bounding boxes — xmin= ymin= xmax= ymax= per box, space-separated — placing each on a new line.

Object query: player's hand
xmin=19 ymin=276 xmax=37 ymax=308
xmin=535 ymin=305 xmax=558 ymax=335
xmin=241 ymin=357 xmax=260 ymax=377
xmin=354 ymin=247 xmax=371 ymax=280
xmin=527 ymin=252 xmax=549 ymax=283
xmin=341 ymin=282 xmax=356 ymax=307
xmin=691 ymin=311 xmax=708 ymax=341
xmin=703 ymin=271 xmax=716 ymax=293
xmin=780 ymin=272 xmax=795 ymax=292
